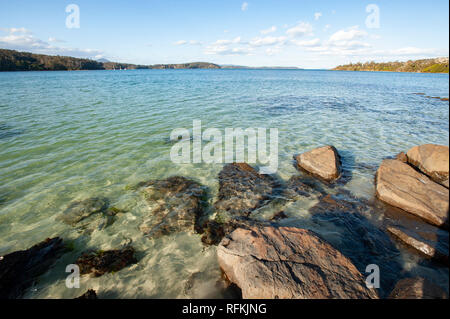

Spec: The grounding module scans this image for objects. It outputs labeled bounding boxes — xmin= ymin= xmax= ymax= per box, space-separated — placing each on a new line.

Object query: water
xmin=0 ymin=69 xmax=448 ymax=298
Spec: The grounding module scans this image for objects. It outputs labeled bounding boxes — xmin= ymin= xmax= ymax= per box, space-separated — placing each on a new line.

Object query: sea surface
xmin=0 ymin=69 xmax=449 ymax=298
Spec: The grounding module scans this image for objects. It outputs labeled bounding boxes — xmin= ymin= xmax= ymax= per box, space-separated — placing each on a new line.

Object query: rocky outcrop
xmin=217 ymin=226 xmax=378 ymax=299
xmin=406 ymin=144 xmax=449 ymax=188
xmin=389 ymin=277 xmax=448 ymax=299
xmin=214 ymin=163 xmax=282 ymax=217
xmin=387 ymin=225 xmax=448 ymax=265
xmin=138 ymin=176 xmax=207 ymax=238
xmin=294 ymin=146 xmax=341 ymax=182
xmin=75 ymin=289 xmax=98 ymax=299
xmin=375 ymin=159 xmax=449 ymax=228
xmin=0 ymin=238 xmax=65 ymax=299
xmin=57 ymin=197 xmax=110 ymax=225
xmin=76 ymin=246 xmax=137 ymax=277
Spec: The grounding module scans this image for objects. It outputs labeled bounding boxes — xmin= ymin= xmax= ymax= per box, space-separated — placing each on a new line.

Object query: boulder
xmin=76 ymin=246 xmax=137 ymax=277
xmin=139 ymin=176 xmax=207 ymax=238
xmin=375 ymin=159 xmax=449 ymax=228
xmin=406 ymin=144 xmax=449 ymax=188
xmin=75 ymin=289 xmax=98 ymax=299
xmin=387 ymin=225 xmax=448 ymax=265
xmin=389 ymin=277 xmax=448 ymax=299
xmin=217 ymin=226 xmax=378 ymax=299
xmin=0 ymin=238 xmax=65 ymax=299
xmin=57 ymin=197 xmax=109 ymax=226
xmin=214 ymin=163 xmax=282 ymax=217
xmin=294 ymin=146 xmax=341 ymax=182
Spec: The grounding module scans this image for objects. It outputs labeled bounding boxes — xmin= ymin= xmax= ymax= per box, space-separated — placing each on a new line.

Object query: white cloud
xmin=260 ymin=26 xmax=277 ymax=35
xmin=0 ymin=27 xmax=103 ymax=59
xmin=173 ymin=40 xmax=188 ymax=45
xmin=314 ymin=12 xmax=322 ymax=21
xmin=323 ymin=24 xmax=331 ymax=31
xmin=249 ymin=36 xmax=286 ymax=47
xmin=389 ymin=47 xmax=441 ymax=56
xmin=205 ymin=44 xmax=253 ymax=56
xmin=241 ymin=2 xmax=248 ymax=11
xmin=286 ymin=22 xmax=313 ymax=38
xmin=48 ymin=37 xmax=65 ymax=43
xmin=329 ymin=26 xmax=367 ymax=43
xmin=213 ymin=37 xmax=242 ymax=45
xmin=291 ymin=38 xmax=321 ymax=47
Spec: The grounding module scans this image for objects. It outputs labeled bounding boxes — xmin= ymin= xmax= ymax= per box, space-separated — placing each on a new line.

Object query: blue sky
xmin=0 ymin=0 xmax=448 ymax=68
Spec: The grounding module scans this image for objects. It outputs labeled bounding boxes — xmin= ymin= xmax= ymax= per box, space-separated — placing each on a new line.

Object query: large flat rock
xmin=389 ymin=277 xmax=448 ymax=299
xmin=375 ymin=159 xmax=449 ymax=228
xmin=295 ymin=145 xmax=341 ymax=182
xmin=407 ymin=144 xmax=449 ymax=188
xmin=217 ymin=226 xmax=378 ymax=299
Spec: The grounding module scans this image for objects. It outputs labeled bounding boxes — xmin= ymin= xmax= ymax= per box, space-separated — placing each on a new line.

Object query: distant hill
xmin=0 ymin=49 xmax=221 ymax=71
xmin=333 ymin=57 xmax=449 ymax=73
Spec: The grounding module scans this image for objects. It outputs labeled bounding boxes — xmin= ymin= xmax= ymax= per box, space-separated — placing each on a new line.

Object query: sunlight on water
xmin=0 ymin=69 xmax=448 ymax=298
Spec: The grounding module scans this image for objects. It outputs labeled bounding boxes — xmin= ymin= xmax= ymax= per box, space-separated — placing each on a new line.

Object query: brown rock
xmin=375 ymin=159 xmax=449 ymax=228
xmin=217 ymin=226 xmax=378 ymax=299
xmin=406 ymin=144 xmax=449 ymax=188
xmin=75 ymin=289 xmax=98 ymax=299
xmin=295 ymin=146 xmax=341 ymax=182
xmin=395 ymin=152 xmax=408 ymax=163
xmin=389 ymin=277 xmax=448 ymax=299
xmin=387 ymin=226 xmax=449 ymax=265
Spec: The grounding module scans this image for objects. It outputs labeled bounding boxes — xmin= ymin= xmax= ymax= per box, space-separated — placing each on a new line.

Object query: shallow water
xmin=0 ymin=69 xmax=448 ymax=298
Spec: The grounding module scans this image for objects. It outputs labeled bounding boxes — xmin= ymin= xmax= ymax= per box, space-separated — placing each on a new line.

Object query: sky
xmin=0 ymin=0 xmax=448 ymax=68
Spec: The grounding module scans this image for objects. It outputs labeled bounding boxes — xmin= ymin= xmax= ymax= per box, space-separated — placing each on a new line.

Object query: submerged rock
xmin=75 ymin=289 xmax=98 ymax=299
xmin=294 ymin=145 xmax=342 ymax=182
xmin=217 ymin=226 xmax=378 ymax=299
xmin=139 ymin=176 xmax=207 ymax=238
xmin=406 ymin=144 xmax=449 ymax=188
xmin=389 ymin=277 xmax=448 ymax=299
xmin=57 ymin=197 xmax=109 ymax=225
xmin=387 ymin=225 xmax=449 ymax=266
xmin=308 ymin=192 xmax=402 ymax=296
xmin=214 ymin=163 xmax=282 ymax=217
xmin=76 ymin=246 xmax=137 ymax=277
xmin=0 ymin=237 xmax=65 ymax=299
xmin=375 ymin=159 xmax=449 ymax=228
xmin=283 ymin=175 xmax=325 ymax=198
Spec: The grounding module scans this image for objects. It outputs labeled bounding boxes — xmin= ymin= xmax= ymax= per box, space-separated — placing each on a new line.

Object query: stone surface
xmin=57 ymin=197 xmax=109 ymax=225
xmin=217 ymin=226 xmax=378 ymax=299
xmin=406 ymin=144 xmax=449 ymax=188
xmin=0 ymin=238 xmax=65 ymax=299
xmin=139 ymin=176 xmax=207 ymax=238
xmin=295 ymin=145 xmax=341 ymax=182
xmin=389 ymin=277 xmax=448 ymax=299
xmin=387 ymin=225 xmax=449 ymax=265
xmin=375 ymin=159 xmax=449 ymax=228
xmin=309 ymin=192 xmax=402 ymax=296
xmin=214 ymin=163 xmax=282 ymax=217
xmin=76 ymin=246 xmax=137 ymax=277
xmin=75 ymin=289 xmax=98 ymax=299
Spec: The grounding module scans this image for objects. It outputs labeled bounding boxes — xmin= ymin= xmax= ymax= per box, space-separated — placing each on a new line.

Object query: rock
xmin=294 ymin=145 xmax=341 ymax=182
xmin=139 ymin=176 xmax=207 ymax=238
xmin=387 ymin=225 xmax=449 ymax=265
xmin=375 ymin=159 xmax=449 ymax=228
xmin=389 ymin=277 xmax=448 ymax=299
xmin=270 ymin=211 xmax=288 ymax=221
xmin=75 ymin=289 xmax=98 ymax=299
xmin=217 ymin=226 xmax=378 ymax=299
xmin=406 ymin=144 xmax=449 ymax=188
xmin=309 ymin=193 xmax=402 ymax=296
xmin=283 ymin=175 xmax=325 ymax=198
xmin=395 ymin=152 xmax=408 ymax=163
xmin=57 ymin=197 xmax=109 ymax=225
xmin=0 ymin=238 xmax=65 ymax=299
xmin=214 ymin=163 xmax=282 ymax=217
xmin=76 ymin=246 xmax=137 ymax=277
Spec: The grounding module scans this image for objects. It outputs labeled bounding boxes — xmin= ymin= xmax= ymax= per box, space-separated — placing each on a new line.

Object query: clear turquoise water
xmin=0 ymin=69 xmax=448 ymax=298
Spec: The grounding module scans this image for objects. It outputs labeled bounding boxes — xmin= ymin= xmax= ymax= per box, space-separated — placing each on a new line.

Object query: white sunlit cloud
xmin=314 ymin=12 xmax=322 ymax=21
xmin=260 ymin=26 xmax=277 ymax=35
xmin=249 ymin=36 xmax=286 ymax=47
xmin=241 ymin=2 xmax=248 ymax=11
xmin=286 ymin=22 xmax=313 ymax=38
xmin=0 ymin=27 xmax=103 ymax=58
